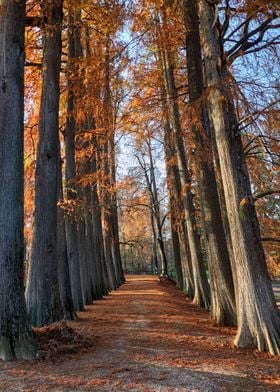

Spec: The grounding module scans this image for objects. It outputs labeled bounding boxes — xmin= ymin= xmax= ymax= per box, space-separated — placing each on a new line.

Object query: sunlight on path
xmin=0 ymin=275 xmax=279 ymax=391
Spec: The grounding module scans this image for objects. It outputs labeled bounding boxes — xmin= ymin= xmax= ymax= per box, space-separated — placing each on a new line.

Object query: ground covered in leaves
xmin=0 ymin=275 xmax=279 ymax=391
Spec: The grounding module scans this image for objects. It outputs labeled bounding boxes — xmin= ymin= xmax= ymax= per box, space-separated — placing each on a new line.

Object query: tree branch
xmin=261 ymin=237 xmax=280 ymax=243
xmin=253 ymin=189 xmax=280 ymax=201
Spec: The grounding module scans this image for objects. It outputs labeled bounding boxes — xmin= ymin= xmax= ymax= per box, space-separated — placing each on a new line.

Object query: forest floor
xmin=0 ymin=275 xmax=280 ymax=392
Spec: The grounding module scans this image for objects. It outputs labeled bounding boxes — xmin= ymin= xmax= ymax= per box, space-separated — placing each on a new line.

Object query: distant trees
xmin=135 ymin=141 xmax=169 ymax=276
xmin=118 ymin=175 xmax=159 ymax=274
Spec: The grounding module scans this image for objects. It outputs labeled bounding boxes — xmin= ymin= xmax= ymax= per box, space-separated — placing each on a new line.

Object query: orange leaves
xmin=118 ymin=175 xmax=152 ymax=253
xmin=239 ymin=197 xmax=250 ymax=208
xmin=180 ymin=182 xmax=191 ymax=196
xmin=75 ymin=172 xmax=99 ymax=188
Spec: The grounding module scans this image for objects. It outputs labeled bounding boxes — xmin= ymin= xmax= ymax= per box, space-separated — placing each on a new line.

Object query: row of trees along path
xmin=0 ymin=0 xmax=280 ymax=376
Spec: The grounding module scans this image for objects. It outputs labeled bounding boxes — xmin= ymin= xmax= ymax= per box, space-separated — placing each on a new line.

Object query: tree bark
xmin=164 ymin=138 xmax=184 ymax=290
xmin=77 ymin=213 xmax=92 ymax=305
xmin=156 ymin=35 xmax=194 ymax=297
xmin=26 ymin=0 xmax=63 ymax=327
xmin=64 ymin=4 xmax=84 ymax=311
xmin=0 ymin=0 xmax=36 ymax=360
xmin=102 ymin=38 xmax=120 ymax=289
xmin=183 ymin=0 xmax=236 ymax=325
xmin=147 ymin=141 xmax=169 ymax=276
xmin=109 ymin=125 xmax=125 ymax=284
xmin=91 ymin=151 xmax=110 ymax=295
xmin=199 ymin=0 xmax=280 ymax=354
xmin=57 ymin=149 xmax=76 ymax=320
xmin=165 ymin=133 xmax=195 ymax=296
xmin=158 ymin=14 xmax=210 ymax=307
xmin=84 ymin=29 xmax=110 ymax=297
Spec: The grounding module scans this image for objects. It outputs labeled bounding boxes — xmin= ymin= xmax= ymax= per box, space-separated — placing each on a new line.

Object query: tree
xmin=118 ymin=175 xmax=157 ymax=273
xmin=158 ymin=53 xmax=194 ymax=295
xmin=157 ymin=12 xmax=210 ymax=308
xmin=183 ymin=0 xmax=236 ymax=325
xmin=135 ymin=140 xmax=169 ymax=276
xmin=198 ymin=0 xmax=280 ymax=354
xmin=0 ymin=0 xmax=36 ymax=360
xmin=26 ymin=0 xmax=64 ymax=326
xmin=64 ymin=1 xmax=84 ymax=311
xmin=102 ymin=37 xmax=122 ymax=289
xmin=57 ymin=148 xmax=76 ymax=320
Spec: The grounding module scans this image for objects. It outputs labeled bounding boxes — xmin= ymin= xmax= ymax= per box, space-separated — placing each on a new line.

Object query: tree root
xmin=234 ymin=321 xmax=280 ymax=356
xmin=0 ymin=332 xmax=37 ymax=361
xmin=0 ymin=336 xmax=14 ymax=361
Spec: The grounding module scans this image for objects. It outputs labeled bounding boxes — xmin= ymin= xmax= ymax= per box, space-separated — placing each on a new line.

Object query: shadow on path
xmin=0 ymin=275 xmax=279 ymax=391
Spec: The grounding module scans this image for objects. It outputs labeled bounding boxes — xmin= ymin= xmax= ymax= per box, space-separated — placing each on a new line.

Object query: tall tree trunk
xmin=26 ymin=0 xmax=63 ymax=327
xmin=164 ymin=139 xmax=184 ymax=290
xmin=102 ymin=38 xmax=120 ymax=289
xmin=158 ymin=15 xmax=210 ymax=307
xmin=150 ymin=212 xmax=159 ymax=274
xmin=97 ymin=140 xmax=118 ymax=290
xmin=91 ymin=150 xmax=110 ymax=295
xmin=76 ymin=134 xmax=101 ymax=303
xmin=147 ymin=141 xmax=169 ymax=276
xmin=57 ymin=147 xmax=76 ymax=320
xmin=183 ymin=0 xmax=236 ymax=325
xmin=157 ymin=46 xmax=194 ymax=296
xmin=83 ymin=166 xmax=102 ymax=301
xmin=165 ymin=54 xmax=210 ymax=308
xmin=0 ymin=0 xmax=36 ymax=360
xmin=75 ymin=127 xmax=95 ymax=306
xmin=165 ymin=136 xmax=195 ymax=296
xmin=77 ymin=214 xmax=92 ymax=305
xmin=109 ymin=128 xmax=125 ymax=284
xmin=64 ymin=4 xmax=84 ymax=311
xmin=84 ymin=28 xmax=110 ymax=296
xmin=199 ymin=1 xmax=280 ymax=354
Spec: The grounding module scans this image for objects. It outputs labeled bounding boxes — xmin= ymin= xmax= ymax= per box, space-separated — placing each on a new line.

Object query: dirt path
xmin=0 ymin=275 xmax=279 ymax=391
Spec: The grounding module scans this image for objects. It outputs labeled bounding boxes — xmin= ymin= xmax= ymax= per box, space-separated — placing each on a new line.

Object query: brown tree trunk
xmin=84 ymin=29 xmax=110 ymax=297
xmin=26 ymin=0 xmax=63 ymax=327
xmin=147 ymin=141 xmax=169 ymax=276
xmin=0 ymin=0 xmax=36 ymax=360
xmin=164 ymin=138 xmax=184 ymax=290
xmin=57 ymin=147 xmax=76 ymax=320
xmin=109 ymin=131 xmax=125 ymax=284
xmin=76 ymin=133 xmax=103 ymax=302
xmin=102 ymin=38 xmax=120 ymax=289
xmin=199 ymin=1 xmax=280 ymax=354
xmin=64 ymin=4 xmax=84 ymax=311
xmin=150 ymin=212 xmax=159 ymax=274
xmin=165 ymin=137 xmax=195 ymax=296
xmin=158 ymin=14 xmax=210 ymax=307
xmin=91 ymin=153 xmax=110 ymax=295
xmin=156 ymin=38 xmax=194 ymax=296
xmin=183 ymin=0 xmax=236 ymax=325
xmin=75 ymin=129 xmax=94 ymax=306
